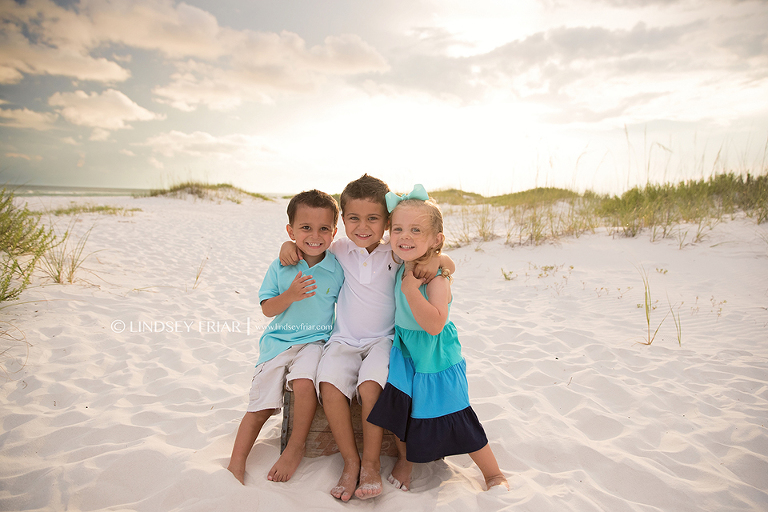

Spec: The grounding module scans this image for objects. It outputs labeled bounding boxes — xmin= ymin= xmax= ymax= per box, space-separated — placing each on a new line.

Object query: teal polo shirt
xmin=256 ymin=252 xmax=344 ymax=365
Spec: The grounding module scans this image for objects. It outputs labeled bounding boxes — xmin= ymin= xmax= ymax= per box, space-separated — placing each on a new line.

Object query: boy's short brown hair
xmin=339 ymin=174 xmax=390 ymax=214
xmin=287 ymin=189 xmax=339 ymax=226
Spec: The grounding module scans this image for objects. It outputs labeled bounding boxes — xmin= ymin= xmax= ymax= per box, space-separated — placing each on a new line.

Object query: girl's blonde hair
xmin=392 ymin=198 xmax=450 ymax=278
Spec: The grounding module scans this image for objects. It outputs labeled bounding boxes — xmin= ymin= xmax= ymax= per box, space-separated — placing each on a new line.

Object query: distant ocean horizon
xmin=4 ymin=183 xmax=293 ymax=199
xmin=5 ymin=184 xmax=154 ymax=197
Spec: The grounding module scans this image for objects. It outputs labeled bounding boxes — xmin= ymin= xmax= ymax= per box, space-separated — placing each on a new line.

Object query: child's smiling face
xmin=389 ymin=205 xmax=442 ymax=262
xmin=342 ymin=198 xmax=388 ymax=253
xmin=286 ymin=205 xmax=336 ymax=261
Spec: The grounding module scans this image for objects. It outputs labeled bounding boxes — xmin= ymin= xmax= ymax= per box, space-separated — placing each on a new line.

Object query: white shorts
xmin=247 ymin=341 xmax=323 ymax=413
xmin=316 ymin=337 xmax=392 ymax=403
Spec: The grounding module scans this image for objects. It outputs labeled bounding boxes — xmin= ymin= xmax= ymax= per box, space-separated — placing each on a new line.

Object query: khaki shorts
xmin=247 ymin=341 xmax=323 ymax=413
xmin=316 ymin=337 xmax=392 ymax=403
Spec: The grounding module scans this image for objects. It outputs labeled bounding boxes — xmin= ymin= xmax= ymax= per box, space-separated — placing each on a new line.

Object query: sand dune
xmin=1 ymin=194 xmax=767 ymax=511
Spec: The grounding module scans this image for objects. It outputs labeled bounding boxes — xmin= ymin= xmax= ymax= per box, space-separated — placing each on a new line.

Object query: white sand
xmin=2 ymin=194 xmax=767 ymax=511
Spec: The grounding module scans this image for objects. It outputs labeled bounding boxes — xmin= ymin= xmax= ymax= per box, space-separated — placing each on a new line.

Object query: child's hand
xmin=279 ymin=241 xmax=303 ymax=266
xmin=401 ymin=269 xmax=426 ymax=295
xmin=412 ymin=256 xmax=441 ymax=283
xmin=286 ymin=271 xmax=316 ymax=302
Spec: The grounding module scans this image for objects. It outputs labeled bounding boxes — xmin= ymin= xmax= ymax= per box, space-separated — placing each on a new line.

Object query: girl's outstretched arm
xmin=401 ymin=265 xmax=451 ymax=336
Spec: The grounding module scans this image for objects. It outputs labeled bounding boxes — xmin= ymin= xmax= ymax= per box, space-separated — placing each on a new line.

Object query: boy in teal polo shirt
xmin=228 ymin=189 xmax=344 ymax=485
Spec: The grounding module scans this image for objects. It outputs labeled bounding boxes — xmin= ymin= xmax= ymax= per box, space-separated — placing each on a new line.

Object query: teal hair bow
xmin=385 ymin=184 xmax=429 ymax=212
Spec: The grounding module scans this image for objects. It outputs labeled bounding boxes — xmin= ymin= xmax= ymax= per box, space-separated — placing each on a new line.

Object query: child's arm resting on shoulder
xmin=401 ymin=269 xmax=451 ymax=336
xmin=279 ymin=241 xmax=302 ymax=266
xmin=260 ymin=271 xmax=316 ymax=317
xmin=440 ymin=253 xmax=456 ymax=275
xmin=412 ymin=253 xmax=456 ymax=283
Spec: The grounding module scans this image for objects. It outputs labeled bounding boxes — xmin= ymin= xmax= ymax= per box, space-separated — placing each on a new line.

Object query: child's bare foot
xmin=330 ymin=458 xmax=360 ymax=502
xmin=267 ymin=444 xmax=304 ymax=482
xmin=354 ymin=460 xmax=382 ymax=500
xmin=227 ymin=461 xmax=246 ymax=485
xmin=387 ymin=456 xmax=413 ymax=492
xmin=485 ymin=474 xmax=509 ymax=491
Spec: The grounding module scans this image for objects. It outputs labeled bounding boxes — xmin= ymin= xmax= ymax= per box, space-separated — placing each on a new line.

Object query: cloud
xmin=362 ymin=9 xmax=768 ymax=124
xmin=385 ymin=21 xmax=693 ymax=100
xmin=5 ymin=152 xmax=43 ymax=161
xmin=586 ymin=0 xmax=762 ymax=6
xmin=0 ymin=2 xmax=130 ymax=84
xmin=484 ymin=22 xmax=691 ymax=64
xmin=148 ymin=156 xmax=164 ymax=169
xmin=140 ymin=130 xmax=273 ymax=158
xmin=90 ymin=128 xmax=111 ymax=141
xmin=152 ymin=60 xmax=263 ymax=112
xmin=1 ymin=0 xmax=388 ymax=109
xmin=306 ymin=34 xmax=390 ymax=74
xmin=83 ymin=0 xmax=237 ymax=60
xmin=587 ymin=0 xmax=684 ymax=5
xmin=154 ymin=31 xmax=389 ymax=111
xmin=540 ymin=91 xmax=668 ymax=124
xmin=48 ymin=89 xmax=164 ymax=130
xmin=0 ymin=108 xmax=58 ymax=130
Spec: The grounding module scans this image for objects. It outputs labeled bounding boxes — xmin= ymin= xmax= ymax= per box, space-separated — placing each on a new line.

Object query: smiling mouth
xmin=398 ymin=244 xmax=415 ymax=250
xmin=305 ymin=242 xmax=323 ymax=248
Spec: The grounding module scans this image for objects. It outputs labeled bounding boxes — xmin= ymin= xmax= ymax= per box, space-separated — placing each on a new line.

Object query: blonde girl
xmin=367 ymin=186 xmax=508 ymax=492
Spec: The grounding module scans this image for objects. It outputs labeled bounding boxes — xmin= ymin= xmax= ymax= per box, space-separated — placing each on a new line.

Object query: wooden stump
xmin=281 ymin=391 xmax=399 ymax=457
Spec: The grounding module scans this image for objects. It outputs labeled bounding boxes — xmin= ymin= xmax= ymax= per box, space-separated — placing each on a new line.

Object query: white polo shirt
xmin=328 ymin=237 xmax=400 ymax=347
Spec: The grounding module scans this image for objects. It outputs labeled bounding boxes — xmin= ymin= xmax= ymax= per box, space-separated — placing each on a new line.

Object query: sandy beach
xmin=1 ymin=193 xmax=767 ymax=512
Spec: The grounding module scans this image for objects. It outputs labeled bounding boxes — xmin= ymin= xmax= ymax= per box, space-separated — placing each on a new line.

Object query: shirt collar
xmin=345 ymin=237 xmax=391 ymax=255
xmin=300 ymin=251 xmax=338 ymax=273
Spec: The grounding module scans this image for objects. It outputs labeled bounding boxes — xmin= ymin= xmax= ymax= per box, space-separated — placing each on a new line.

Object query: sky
xmin=1 ymin=0 xmax=767 ymax=196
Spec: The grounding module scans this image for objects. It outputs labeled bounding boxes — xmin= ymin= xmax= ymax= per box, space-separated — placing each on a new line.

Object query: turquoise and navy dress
xmin=367 ymin=267 xmax=488 ymax=463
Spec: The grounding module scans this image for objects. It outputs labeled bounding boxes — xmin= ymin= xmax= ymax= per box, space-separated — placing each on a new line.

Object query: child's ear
xmin=286 ymin=223 xmax=295 ymax=240
xmin=435 ymin=232 xmax=445 ymax=247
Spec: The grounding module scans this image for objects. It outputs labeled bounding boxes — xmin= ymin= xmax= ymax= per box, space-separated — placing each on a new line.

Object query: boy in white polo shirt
xmin=279 ymin=175 xmax=454 ymax=501
xmin=227 ymin=189 xmax=344 ymax=486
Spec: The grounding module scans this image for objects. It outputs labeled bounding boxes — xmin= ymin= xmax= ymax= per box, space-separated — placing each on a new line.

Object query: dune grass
xmin=438 ymin=172 xmax=767 ymax=247
xmin=635 ymin=265 xmax=669 ymax=346
xmin=596 ymin=172 xmax=768 ymax=237
xmin=430 ymin=187 xmax=579 ymax=207
xmin=429 ymin=188 xmax=487 ymax=205
xmin=146 ymin=181 xmax=271 ymax=202
xmin=40 ymin=204 xmax=142 ymax=216
xmin=1 ymin=187 xmax=54 ymax=302
xmin=39 ymin=218 xmax=96 ymax=284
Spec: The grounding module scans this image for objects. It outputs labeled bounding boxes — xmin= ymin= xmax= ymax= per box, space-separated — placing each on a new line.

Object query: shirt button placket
xmin=361 ymin=256 xmax=372 ymax=284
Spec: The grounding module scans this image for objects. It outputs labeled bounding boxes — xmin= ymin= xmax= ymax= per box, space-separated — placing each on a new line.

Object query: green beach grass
xmin=145 ymin=181 xmax=272 ymax=202
xmin=1 ymin=187 xmax=53 ymax=302
xmin=41 ymin=205 xmax=143 ymax=216
xmin=437 ymin=172 xmax=767 ymax=247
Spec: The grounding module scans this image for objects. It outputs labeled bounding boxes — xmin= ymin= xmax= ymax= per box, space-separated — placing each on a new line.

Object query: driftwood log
xmin=280 ymin=391 xmax=399 ymax=457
